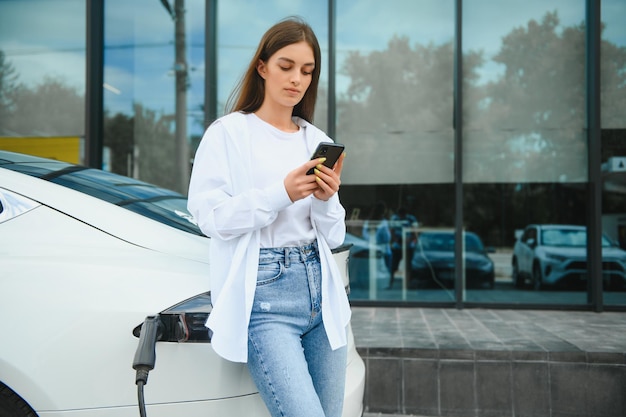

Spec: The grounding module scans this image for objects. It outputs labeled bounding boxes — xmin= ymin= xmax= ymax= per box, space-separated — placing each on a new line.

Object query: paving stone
xmin=353 ymin=307 xmax=626 ymax=417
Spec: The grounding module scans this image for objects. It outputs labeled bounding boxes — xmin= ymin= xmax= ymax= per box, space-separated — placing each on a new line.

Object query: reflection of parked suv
xmin=512 ymin=224 xmax=626 ymax=290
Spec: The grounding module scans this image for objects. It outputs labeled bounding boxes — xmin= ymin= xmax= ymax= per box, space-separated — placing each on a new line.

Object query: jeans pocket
xmin=256 ymin=261 xmax=284 ymax=286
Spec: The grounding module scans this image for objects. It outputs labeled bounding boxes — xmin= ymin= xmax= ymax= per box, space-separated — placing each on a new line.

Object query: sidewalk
xmin=364 ymin=414 xmax=428 ymax=417
xmin=352 ymin=307 xmax=626 ymax=417
xmin=364 ymin=414 xmax=423 ymax=417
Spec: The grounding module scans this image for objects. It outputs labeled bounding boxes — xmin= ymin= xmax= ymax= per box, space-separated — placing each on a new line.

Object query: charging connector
xmin=132 ymin=315 xmax=163 ymax=417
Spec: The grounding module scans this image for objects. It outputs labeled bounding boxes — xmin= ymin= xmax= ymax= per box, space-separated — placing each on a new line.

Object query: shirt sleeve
xmin=306 ymin=127 xmax=347 ymax=250
xmin=311 ymin=192 xmax=346 ymax=249
xmin=187 ymin=120 xmax=292 ymax=240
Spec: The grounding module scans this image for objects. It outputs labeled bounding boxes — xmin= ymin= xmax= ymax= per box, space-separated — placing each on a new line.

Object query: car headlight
xmin=133 ymin=292 xmax=212 ymax=343
xmin=468 ymin=257 xmax=493 ymax=271
xmin=476 ymin=259 xmax=494 ymax=271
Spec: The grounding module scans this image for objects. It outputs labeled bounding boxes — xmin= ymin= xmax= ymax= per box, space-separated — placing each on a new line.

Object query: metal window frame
xmin=586 ymin=0 xmax=603 ymax=312
xmin=85 ymin=0 xmax=104 ymax=169
xmin=82 ymin=0 xmax=620 ymax=311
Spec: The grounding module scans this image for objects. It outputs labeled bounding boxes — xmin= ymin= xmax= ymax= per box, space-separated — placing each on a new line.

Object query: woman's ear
xmin=256 ymin=59 xmax=267 ymax=79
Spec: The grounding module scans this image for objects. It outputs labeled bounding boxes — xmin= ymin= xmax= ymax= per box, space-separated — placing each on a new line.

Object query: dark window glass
xmin=0 ymin=151 xmax=202 ymax=235
xmin=336 ymin=0 xmax=455 ymax=302
xmin=601 ymin=0 xmax=626 ymax=304
xmin=103 ymin=0 xmax=205 ymax=194
xmin=463 ymin=0 xmax=588 ymax=304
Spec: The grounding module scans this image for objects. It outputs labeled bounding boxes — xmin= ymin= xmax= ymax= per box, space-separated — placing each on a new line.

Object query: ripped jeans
xmin=247 ymin=241 xmax=347 ymax=417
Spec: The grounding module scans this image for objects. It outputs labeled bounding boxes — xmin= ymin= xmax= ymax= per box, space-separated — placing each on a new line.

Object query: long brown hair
xmin=226 ymin=17 xmax=321 ymax=123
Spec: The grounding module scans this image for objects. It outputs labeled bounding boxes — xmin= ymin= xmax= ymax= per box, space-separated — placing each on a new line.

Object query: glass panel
xmin=336 ymin=0 xmax=455 ymax=302
xmin=216 ymin=1 xmax=329 ymax=128
xmin=463 ymin=0 xmax=587 ymax=304
xmin=104 ymin=0 xmax=205 ymax=194
xmin=601 ymin=0 xmax=626 ymax=306
xmin=0 ymin=0 xmax=85 ymax=163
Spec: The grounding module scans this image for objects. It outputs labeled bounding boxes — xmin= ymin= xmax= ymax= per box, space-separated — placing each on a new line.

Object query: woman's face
xmin=257 ymin=41 xmax=315 ymax=110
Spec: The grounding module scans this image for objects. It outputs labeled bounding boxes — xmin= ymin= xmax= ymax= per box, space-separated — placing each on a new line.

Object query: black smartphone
xmin=306 ymin=142 xmax=345 ymax=175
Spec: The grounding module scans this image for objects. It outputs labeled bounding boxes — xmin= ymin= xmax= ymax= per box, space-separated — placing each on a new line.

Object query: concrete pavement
xmin=352 ymin=307 xmax=626 ymax=417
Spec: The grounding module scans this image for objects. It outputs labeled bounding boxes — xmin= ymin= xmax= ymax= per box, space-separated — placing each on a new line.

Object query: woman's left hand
xmin=312 ymin=153 xmax=345 ymax=201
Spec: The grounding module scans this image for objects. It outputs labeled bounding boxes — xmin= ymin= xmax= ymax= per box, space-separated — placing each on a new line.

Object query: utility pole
xmin=174 ymin=0 xmax=189 ymax=194
xmin=161 ymin=0 xmax=189 ymax=194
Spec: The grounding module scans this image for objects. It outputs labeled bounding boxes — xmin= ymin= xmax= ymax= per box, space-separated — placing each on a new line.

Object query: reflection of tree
xmin=1 ymin=50 xmax=83 ymax=136
xmin=132 ymin=104 xmax=178 ymax=191
xmin=9 ymin=77 xmax=84 ymax=136
xmin=103 ymin=112 xmax=133 ymax=174
xmin=0 ymin=51 xmax=19 ymax=131
xmin=337 ymin=12 xmax=626 ymax=185
xmin=0 ymin=50 xmax=181 ymax=192
xmin=336 ymin=11 xmax=626 ymax=246
xmin=335 ymin=36 xmax=483 ymax=185
xmin=103 ymin=105 xmax=178 ymax=192
xmin=488 ymin=12 xmax=585 ymax=131
xmin=466 ymin=12 xmax=588 ymax=182
xmin=338 ymin=36 xmax=482 ymax=133
xmin=0 ymin=53 xmax=83 ymax=136
xmin=601 ymin=35 xmax=626 ymax=128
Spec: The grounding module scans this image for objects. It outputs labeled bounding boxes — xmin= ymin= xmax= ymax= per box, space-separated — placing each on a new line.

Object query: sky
xmin=1 ymin=0 xmax=625 ymax=135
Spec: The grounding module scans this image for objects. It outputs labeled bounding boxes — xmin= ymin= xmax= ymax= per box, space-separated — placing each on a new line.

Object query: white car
xmin=512 ymin=224 xmax=626 ymax=290
xmin=0 ymin=151 xmax=365 ymax=417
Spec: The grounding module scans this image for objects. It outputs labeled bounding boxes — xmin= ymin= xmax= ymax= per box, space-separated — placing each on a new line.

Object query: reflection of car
xmin=512 ymin=224 xmax=626 ymax=290
xmin=0 ymin=151 xmax=364 ymax=417
xmin=408 ymin=230 xmax=495 ymax=289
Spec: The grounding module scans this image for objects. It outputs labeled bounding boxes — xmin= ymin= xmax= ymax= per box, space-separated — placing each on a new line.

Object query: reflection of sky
xmin=1 ymin=0 xmax=625 ymax=135
xmin=102 ymin=0 xmax=207 ymax=134
xmin=0 ymin=0 xmax=86 ymax=91
xmin=216 ymin=0 xmax=329 ymax=114
xmin=464 ymin=0 xmax=586 ymax=85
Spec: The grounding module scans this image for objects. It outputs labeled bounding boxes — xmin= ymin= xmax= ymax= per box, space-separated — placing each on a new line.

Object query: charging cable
xmin=132 ymin=315 xmax=163 ymax=417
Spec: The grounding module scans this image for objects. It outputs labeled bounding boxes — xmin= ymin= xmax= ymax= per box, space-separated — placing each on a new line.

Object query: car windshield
xmin=418 ymin=232 xmax=484 ymax=253
xmin=541 ymin=228 xmax=613 ymax=247
xmin=0 ymin=152 xmax=203 ymax=236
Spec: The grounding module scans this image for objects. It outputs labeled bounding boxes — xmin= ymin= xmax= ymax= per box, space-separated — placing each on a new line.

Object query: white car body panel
xmin=0 ymin=163 xmax=365 ymax=417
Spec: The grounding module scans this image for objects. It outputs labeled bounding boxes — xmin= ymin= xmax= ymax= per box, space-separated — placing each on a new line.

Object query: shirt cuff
xmin=265 ymin=181 xmax=293 ymax=211
xmin=311 ymin=193 xmax=338 ymax=212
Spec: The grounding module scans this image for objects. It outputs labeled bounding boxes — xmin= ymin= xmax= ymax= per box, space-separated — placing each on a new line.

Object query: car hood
xmin=540 ymin=245 xmax=626 ymax=260
xmin=415 ymin=250 xmax=491 ymax=264
xmin=1 ymin=168 xmax=210 ymax=263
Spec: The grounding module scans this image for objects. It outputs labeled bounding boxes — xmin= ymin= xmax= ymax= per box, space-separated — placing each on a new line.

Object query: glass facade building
xmin=1 ymin=0 xmax=625 ymax=310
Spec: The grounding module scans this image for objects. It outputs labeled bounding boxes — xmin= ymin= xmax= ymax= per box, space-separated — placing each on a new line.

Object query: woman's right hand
xmin=284 ymin=158 xmax=326 ymax=202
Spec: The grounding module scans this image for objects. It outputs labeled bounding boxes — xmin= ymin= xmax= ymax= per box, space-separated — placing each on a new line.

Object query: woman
xmin=187 ymin=17 xmax=351 ymax=417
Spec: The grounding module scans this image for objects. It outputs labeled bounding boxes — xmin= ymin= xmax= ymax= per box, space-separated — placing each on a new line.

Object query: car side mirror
xmin=527 ymin=238 xmax=537 ymax=247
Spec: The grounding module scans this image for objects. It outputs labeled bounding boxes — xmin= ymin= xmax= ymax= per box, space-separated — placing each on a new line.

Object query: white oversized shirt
xmin=187 ymin=111 xmax=351 ymax=363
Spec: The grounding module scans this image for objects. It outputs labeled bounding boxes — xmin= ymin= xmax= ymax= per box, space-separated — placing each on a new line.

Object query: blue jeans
xmin=247 ymin=241 xmax=347 ymax=417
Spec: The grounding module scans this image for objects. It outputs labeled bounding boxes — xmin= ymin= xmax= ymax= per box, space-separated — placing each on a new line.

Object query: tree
xmin=132 ymin=103 xmax=179 ymax=192
xmin=600 ymin=36 xmax=626 ymax=128
xmin=104 ymin=112 xmax=134 ymax=175
xmin=7 ymin=76 xmax=83 ymax=136
xmin=336 ymin=36 xmax=483 ymax=186
xmin=469 ymin=11 xmax=591 ymax=183
xmin=339 ymin=36 xmax=484 ymax=133
xmin=0 ymin=50 xmax=19 ymax=132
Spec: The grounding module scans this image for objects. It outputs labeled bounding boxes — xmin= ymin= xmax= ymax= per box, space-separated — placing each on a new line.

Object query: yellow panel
xmin=0 ymin=137 xmax=81 ymax=164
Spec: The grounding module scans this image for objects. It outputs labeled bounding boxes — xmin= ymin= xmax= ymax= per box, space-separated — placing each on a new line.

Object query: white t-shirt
xmin=248 ymin=113 xmax=316 ymax=248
